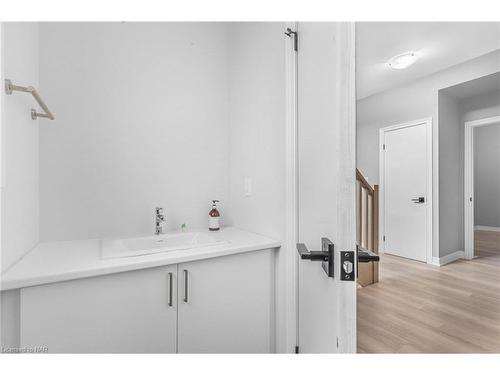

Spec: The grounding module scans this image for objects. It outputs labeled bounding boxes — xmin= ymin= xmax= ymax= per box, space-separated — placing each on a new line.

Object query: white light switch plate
xmin=244 ymin=177 xmax=252 ymax=197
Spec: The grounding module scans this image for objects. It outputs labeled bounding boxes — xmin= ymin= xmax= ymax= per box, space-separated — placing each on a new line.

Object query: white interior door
xmin=381 ymin=120 xmax=430 ymax=262
xmin=296 ymin=22 xmax=356 ymax=353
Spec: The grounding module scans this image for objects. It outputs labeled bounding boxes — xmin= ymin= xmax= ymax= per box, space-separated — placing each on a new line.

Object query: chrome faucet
xmin=155 ymin=207 xmax=166 ymax=235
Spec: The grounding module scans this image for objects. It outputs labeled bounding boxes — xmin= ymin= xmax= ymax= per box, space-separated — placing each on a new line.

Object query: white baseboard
xmin=475 ymin=225 xmax=500 ymax=232
xmin=431 ymin=250 xmax=465 ymax=267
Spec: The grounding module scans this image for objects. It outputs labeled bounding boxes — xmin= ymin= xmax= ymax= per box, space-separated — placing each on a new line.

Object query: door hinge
xmin=285 ymin=28 xmax=298 ymax=52
xmin=336 ymin=337 xmax=339 ymax=349
xmin=295 ymin=345 xmax=299 ymax=354
xmin=383 ymin=144 xmax=386 ymax=150
xmin=383 ymin=235 xmax=386 ymax=242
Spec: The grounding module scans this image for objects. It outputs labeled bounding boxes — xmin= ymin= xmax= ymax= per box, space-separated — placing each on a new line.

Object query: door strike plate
xmin=340 ymin=251 xmax=355 ymax=281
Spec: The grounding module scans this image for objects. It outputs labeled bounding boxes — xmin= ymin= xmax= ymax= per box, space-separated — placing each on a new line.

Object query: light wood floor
xmin=357 ymin=230 xmax=500 ymax=353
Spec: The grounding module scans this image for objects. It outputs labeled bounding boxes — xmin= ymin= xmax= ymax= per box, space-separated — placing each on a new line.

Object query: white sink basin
xmin=101 ymin=231 xmax=228 ymax=259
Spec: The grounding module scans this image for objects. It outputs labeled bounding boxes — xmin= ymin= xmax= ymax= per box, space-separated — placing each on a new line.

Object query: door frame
xmin=284 ymin=22 xmax=357 ymax=353
xmin=378 ymin=117 xmax=434 ymax=264
xmin=284 ymin=21 xmax=298 ymax=354
xmin=0 ymin=23 xmax=4 ymax=345
xmin=464 ymin=115 xmax=500 ymax=260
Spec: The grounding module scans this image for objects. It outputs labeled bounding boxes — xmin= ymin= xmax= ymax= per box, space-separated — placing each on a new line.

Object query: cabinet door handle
xmin=183 ymin=269 xmax=189 ymax=303
xmin=168 ymin=272 xmax=173 ymax=307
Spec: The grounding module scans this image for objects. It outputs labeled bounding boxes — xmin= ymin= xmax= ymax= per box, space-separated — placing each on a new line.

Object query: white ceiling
xmin=356 ymin=22 xmax=500 ymax=99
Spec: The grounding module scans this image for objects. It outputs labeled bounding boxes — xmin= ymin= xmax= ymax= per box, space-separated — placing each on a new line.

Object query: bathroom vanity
xmin=1 ymin=228 xmax=280 ymax=353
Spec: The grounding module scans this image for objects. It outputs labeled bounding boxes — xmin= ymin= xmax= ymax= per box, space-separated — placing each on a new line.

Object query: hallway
xmin=357 ymin=230 xmax=500 ymax=353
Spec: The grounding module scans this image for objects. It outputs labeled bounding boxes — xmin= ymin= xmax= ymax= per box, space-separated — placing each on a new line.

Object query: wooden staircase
xmin=356 ymin=168 xmax=379 ymax=287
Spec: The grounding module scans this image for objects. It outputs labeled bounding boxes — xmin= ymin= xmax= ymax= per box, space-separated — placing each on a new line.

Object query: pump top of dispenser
xmin=209 ymin=200 xmax=220 ymax=217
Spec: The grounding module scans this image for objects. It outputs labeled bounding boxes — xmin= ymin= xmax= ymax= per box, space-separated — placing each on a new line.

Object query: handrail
xmin=4 ymin=79 xmax=55 ymax=120
xmin=356 ymin=168 xmax=374 ymax=195
xmin=356 ymin=168 xmax=379 ymax=286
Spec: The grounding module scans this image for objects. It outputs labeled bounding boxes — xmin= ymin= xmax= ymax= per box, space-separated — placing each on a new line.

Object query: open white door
xmin=291 ymin=22 xmax=356 ymax=353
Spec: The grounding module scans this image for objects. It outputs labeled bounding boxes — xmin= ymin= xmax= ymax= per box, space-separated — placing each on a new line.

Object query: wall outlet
xmin=244 ymin=177 xmax=253 ymax=197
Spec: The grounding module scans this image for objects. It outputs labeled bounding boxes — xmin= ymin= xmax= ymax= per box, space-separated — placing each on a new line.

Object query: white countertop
xmin=1 ymin=227 xmax=280 ymax=291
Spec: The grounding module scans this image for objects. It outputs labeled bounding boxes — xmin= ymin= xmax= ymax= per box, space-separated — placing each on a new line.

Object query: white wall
xmin=475 ymin=124 xmax=500 ymax=227
xmin=38 ymin=23 xmax=232 ymax=241
xmin=1 ymin=23 xmax=39 ymax=271
xmin=357 ymin=49 xmax=500 ymax=257
xmin=437 ymin=88 xmax=500 ymax=256
xmin=466 ymin=91 xmax=500 ymax=228
xmin=228 ymin=23 xmax=286 ymax=240
xmin=462 ymin=90 xmax=500 ymax=123
xmin=434 ymin=87 xmax=500 ymax=257
xmin=437 ymin=92 xmax=462 ymax=255
xmin=1 ymin=22 xmax=39 ymax=349
xmin=227 ymin=22 xmax=286 ymax=352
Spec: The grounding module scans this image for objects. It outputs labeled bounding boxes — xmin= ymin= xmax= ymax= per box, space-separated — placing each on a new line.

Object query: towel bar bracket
xmin=4 ymin=79 xmax=13 ymax=95
xmin=4 ymin=79 xmax=55 ymax=121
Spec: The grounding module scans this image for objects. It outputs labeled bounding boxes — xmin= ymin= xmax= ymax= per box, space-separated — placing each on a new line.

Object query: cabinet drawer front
xmin=20 ymin=265 xmax=177 ymax=353
xmin=178 ymin=249 xmax=275 ymax=353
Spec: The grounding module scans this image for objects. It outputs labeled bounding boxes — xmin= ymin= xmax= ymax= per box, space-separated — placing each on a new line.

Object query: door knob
xmin=296 ymin=238 xmax=334 ymax=278
xmin=357 ymin=245 xmax=380 ymax=263
xmin=296 ymin=243 xmax=328 ymax=261
xmin=411 ymin=197 xmax=425 ymax=203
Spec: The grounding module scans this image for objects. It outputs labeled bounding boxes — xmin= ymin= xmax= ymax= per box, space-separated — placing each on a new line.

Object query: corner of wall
xmin=1 ymin=22 xmax=40 ymax=272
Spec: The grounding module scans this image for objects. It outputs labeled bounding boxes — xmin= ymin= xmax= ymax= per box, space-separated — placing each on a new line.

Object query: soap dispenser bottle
xmin=208 ymin=200 xmax=220 ymax=231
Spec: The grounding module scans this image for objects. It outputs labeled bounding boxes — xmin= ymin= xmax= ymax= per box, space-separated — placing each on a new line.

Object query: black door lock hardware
xmin=357 ymin=246 xmax=380 ymax=263
xmin=340 ymin=251 xmax=355 ymax=281
xmin=296 ymin=238 xmax=334 ymax=278
xmin=411 ymin=197 xmax=425 ymax=203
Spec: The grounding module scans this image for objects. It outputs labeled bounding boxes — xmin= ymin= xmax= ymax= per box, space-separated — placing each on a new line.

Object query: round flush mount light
xmin=387 ymin=51 xmax=417 ymax=70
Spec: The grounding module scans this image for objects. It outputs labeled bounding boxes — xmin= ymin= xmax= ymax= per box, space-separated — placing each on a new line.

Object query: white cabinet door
xmin=20 ymin=265 xmax=177 ymax=353
xmin=177 ymin=249 xmax=275 ymax=353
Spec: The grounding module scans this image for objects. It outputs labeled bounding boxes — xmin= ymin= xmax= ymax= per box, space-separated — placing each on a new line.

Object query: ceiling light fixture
xmin=387 ymin=51 xmax=417 ymax=70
